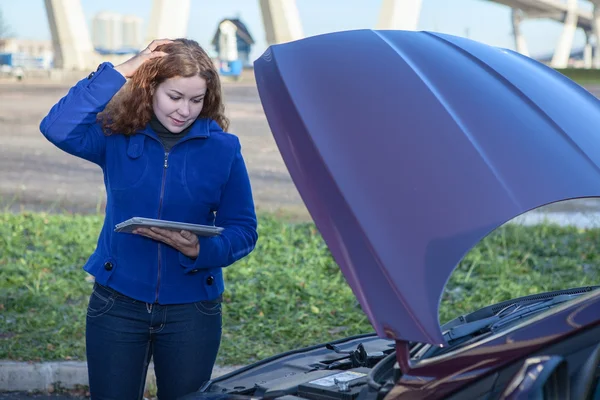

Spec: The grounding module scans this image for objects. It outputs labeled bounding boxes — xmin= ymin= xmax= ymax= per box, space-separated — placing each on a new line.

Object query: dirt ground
xmin=2 ymin=76 xmax=600 ymax=220
xmin=0 ymin=75 xmax=309 ymax=219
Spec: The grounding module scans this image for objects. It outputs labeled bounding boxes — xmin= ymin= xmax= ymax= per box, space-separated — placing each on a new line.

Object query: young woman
xmin=40 ymin=38 xmax=258 ymax=400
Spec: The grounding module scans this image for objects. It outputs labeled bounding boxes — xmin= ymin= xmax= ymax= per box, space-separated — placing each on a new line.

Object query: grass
xmin=558 ymin=68 xmax=600 ymax=85
xmin=442 ymin=222 xmax=600 ymax=321
xmin=1 ymin=212 xmax=600 ymax=365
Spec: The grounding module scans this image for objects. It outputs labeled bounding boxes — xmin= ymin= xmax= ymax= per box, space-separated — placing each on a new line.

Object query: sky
xmin=0 ymin=0 xmax=592 ymax=62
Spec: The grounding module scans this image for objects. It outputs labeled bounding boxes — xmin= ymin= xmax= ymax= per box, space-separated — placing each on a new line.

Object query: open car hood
xmin=253 ymin=29 xmax=600 ymax=346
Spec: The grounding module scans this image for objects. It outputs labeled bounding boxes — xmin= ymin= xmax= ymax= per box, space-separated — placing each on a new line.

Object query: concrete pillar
xmin=259 ymin=0 xmax=304 ymax=45
xmin=44 ymin=0 xmax=96 ymax=70
xmin=511 ymin=8 xmax=530 ymax=57
xmin=377 ymin=0 xmax=423 ymax=31
xmin=584 ymin=31 xmax=593 ymax=68
xmin=551 ymin=0 xmax=578 ymax=68
xmin=146 ymin=0 xmax=191 ymax=43
xmin=593 ymin=2 xmax=600 ymax=68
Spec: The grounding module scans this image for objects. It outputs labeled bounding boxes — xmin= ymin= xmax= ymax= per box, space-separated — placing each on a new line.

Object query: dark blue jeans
xmin=85 ymin=283 xmax=222 ymax=400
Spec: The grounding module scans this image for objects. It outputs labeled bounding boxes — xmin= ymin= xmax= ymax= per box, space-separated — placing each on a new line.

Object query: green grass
xmin=557 ymin=68 xmax=600 ymax=85
xmin=1 ymin=212 xmax=600 ymax=365
xmin=442 ymin=223 xmax=600 ymax=321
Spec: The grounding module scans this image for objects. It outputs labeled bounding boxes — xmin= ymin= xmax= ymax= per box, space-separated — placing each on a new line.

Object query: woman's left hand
xmin=133 ymin=228 xmax=200 ymax=259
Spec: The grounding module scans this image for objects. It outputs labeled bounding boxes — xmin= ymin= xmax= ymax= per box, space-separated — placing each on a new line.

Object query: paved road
xmin=584 ymin=84 xmax=600 ymax=98
xmin=0 ymin=78 xmax=307 ymax=218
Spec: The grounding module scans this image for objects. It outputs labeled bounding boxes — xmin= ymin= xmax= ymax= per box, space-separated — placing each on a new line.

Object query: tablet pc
xmin=114 ymin=217 xmax=223 ymax=237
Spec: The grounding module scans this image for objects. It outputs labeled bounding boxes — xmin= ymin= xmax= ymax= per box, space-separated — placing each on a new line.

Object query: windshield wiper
xmin=442 ymin=294 xmax=580 ymax=344
xmin=488 ymin=294 xmax=577 ymax=331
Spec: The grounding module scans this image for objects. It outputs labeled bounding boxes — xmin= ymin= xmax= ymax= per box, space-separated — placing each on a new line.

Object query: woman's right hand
xmin=114 ymin=39 xmax=173 ymax=78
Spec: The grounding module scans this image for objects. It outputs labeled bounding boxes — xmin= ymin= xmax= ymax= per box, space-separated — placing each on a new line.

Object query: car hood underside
xmin=253 ymin=29 xmax=600 ymax=345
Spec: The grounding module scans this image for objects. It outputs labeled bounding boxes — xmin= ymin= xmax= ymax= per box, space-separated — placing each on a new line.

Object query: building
xmin=0 ymin=38 xmax=54 ymax=69
xmin=92 ymin=12 xmax=143 ymax=53
xmin=121 ymin=15 xmax=143 ymax=51
xmin=211 ymin=18 xmax=255 ymax=67
xmin=92 ymin=12 xmax=122 ymax=52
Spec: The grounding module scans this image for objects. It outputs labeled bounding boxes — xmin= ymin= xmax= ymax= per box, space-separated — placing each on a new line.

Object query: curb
xmin=0 ymin=361 xmax=241 ymax=393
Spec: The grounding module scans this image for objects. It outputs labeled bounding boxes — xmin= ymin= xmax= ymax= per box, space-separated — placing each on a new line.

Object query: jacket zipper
xmin=141 ymin=128 xmax=207 ymax=302
xmin=155 ymin=151 xmax=169 ymax=303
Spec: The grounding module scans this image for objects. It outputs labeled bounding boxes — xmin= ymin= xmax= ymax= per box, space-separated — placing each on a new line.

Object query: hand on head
xmin=114 ymin=39 xmax=173 ymax=78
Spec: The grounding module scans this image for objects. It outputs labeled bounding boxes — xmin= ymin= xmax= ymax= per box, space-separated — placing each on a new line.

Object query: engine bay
xmin=180 ymin=334 xmax=395 ymax=400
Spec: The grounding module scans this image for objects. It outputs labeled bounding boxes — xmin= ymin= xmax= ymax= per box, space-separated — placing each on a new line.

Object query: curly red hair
xmin=97 ymin=38 xmax=229 ymax=135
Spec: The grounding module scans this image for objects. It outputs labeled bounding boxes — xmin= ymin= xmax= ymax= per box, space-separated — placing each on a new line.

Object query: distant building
xmin=211 ymin=18 xmax=255 ymax=67
xmin=92 ymin=12 xmax=122 ymax=52
xmin=92 ymin=12 xmax=143 ymax=54
xmin=0 ymin=38 xmax=53 ymax=69
xmin=122 ymin=15 xmax=144 ymax=51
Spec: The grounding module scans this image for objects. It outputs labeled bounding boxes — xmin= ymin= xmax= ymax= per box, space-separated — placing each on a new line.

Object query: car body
xmin=182 ymin=30 xmax=600 ymax=399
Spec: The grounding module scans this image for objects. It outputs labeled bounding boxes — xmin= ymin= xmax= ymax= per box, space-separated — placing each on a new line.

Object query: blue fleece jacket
xmin=39 ymin=62 xmax=258 ymax=304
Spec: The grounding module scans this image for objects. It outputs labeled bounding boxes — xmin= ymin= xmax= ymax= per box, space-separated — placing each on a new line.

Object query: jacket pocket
xmin=183 ymin=147 xmax=226 ymax=207
xmin=107 ymin=134 xmax=150 ymax=191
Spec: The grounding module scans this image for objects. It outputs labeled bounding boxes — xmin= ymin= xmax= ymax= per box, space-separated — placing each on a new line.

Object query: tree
xmin=0 ymin=7 xmax=12 ymax=39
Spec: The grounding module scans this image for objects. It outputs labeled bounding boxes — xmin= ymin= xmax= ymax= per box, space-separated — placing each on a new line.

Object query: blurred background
xmin=1 ymin=0 xmax=600 ymax=79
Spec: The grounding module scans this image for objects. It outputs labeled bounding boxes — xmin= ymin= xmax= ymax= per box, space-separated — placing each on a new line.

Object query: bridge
xmin=44 ymin=0 xmax=600 ymax=71
xmin=492 ymin=0 xmax=600 ymax=67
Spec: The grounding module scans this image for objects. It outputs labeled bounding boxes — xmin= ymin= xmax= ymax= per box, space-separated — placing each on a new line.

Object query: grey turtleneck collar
xmin=149 ymin=114 xmax=193 ymax=152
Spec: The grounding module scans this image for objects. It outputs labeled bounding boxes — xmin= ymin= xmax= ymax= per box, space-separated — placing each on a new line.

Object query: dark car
xmin=183 ymin=30 xmax=600 ymax=399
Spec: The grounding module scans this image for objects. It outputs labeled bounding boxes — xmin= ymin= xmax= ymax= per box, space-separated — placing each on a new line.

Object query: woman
xmin=40 ymin=38 xmax=258 ymax=399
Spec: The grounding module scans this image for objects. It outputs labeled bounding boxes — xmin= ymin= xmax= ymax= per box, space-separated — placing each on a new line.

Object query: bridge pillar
xmin=584 ymin=31 xmax=593 ymax=68
xmin=593 ymin=2 xmax=600 ymax=68
xmin=259 ymin=0 xmax=304 ymax=45
xmin=377 ymin=0 xmax=422 ymax=31
xmin=146 ymin=0 xmax=191 ymax=43
xmin=551 ymin=0 xmax=578 ymax=68
xmin=44 ymin=0 xmax=95 ymax=70
xmin=511 ymin=8 xmax=530 ymax=57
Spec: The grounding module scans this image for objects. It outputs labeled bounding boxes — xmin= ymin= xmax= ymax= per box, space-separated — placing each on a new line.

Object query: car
xmin=182 ymin=29 xmax=600 ymax=399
